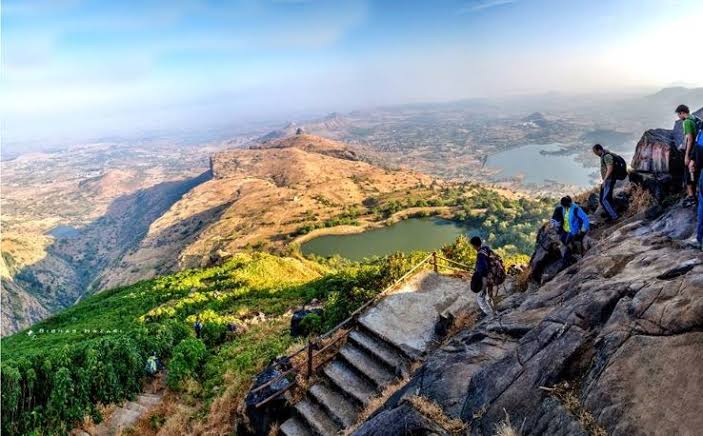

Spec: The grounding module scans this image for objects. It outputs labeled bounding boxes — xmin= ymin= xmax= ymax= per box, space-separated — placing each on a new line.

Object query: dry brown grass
xmin=514 ymin=266 xmax=532 ymax=293
xmin=445 ymin=309 xmax=478 ymax=340
xmin=267 ymin=422 xmax=280 ymax=436
xmin=573 ymin=187 xmax=599 ymax=213
xmin=73 ymin=403 xmax=117 ymax=435
xmin=493 ymin=409 xmax=524 ymax=436
xmin=406 ymin=395 xmax=466 ymax=434
xmin=625 ymin=184 xmax=655 ymax=217
xmin=344 ymin=377 xmax=411 ymax=434
xmin=551 ymin=382 xmax=607 ymax=436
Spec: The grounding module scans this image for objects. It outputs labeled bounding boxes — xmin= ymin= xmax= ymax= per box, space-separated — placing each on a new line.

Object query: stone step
xmin=309 ymin=383 xmax=359 ymax=428
xmin=137 ymin=394 xmax=161 ymax=407
xmin=280 ymin=416 xmax=313 ymax=436
xmin=322 ymin=360 xmax=376 ymax=406
xmin=110 ymin=408 xmax=141 ymax=428
xmin=294 ymin=398 xmax=340 ymax=436
xmin=348 ymin=329 xmax=407 ymax=374
xmin=338 ymin=343 xmax=396 ymax=388
xmin=124 ymin=401 xmax=147 ymax=413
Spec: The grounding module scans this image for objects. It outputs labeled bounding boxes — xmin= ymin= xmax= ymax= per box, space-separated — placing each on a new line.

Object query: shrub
xmin=167 ymin=339 xmax=207 ymax=390
xmin=299 ymin=313 xmax=322 ymax=335
xmin=201 ymin=322 xmax=227 ymax=347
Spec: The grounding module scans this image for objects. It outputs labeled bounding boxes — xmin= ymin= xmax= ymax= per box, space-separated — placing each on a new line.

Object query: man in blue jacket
xmin=551 ymin=196 xmax=590 ymax=266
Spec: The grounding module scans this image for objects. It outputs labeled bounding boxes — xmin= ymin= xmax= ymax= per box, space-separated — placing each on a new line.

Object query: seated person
xmin=551 ymin=196 xmax=590 ymax=265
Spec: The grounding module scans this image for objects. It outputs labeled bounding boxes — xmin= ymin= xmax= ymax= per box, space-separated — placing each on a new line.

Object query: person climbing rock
xmin=469 ymin=236 xmax=506 ymax=316
xmin=551 ymin=196 xmax=590 ymax=266
xmin=676 ymin=105 xmax=701 ymax=207
xmin=592 ymin=143 xmax=624 ymax=221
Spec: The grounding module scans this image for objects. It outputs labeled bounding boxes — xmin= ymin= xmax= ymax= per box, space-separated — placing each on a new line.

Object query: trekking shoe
xmin=682 ymin=196 xmax=695 ymax=208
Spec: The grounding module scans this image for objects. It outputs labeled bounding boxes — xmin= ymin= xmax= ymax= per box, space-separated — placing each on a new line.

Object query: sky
xmin=2 ymin=0 xmax=703 ymax=147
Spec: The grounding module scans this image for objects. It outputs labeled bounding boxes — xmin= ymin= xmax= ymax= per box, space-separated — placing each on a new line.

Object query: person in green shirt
xmin=676 ymin=104 xmax=700 ymax=207
xmin=592 ymin=143 xmax=618 ymax=221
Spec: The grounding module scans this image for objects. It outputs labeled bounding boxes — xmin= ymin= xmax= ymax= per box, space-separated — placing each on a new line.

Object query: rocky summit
xmin=354 ymin=198 xmax=702 ymax=435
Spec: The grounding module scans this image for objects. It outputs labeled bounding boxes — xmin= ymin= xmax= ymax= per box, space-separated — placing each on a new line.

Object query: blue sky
xmin=2 ymin=0 xmax=702 ymax=146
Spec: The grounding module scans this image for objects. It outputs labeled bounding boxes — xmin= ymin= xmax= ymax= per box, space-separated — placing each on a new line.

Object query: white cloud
xmin=458 ymin=0 xmax=517 ymax=14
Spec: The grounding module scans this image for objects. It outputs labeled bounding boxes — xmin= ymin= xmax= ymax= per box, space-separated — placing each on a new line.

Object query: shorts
xmin=684 ymin=164 xmax=701 ymax=187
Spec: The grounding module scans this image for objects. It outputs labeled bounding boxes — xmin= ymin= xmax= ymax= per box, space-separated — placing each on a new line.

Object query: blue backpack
xmin=695 ymin=116 xmax=703 ymax=146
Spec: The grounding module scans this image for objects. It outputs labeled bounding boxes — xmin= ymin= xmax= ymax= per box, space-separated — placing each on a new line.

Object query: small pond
xmin=47 ymin=225 xmax=80 ymax=239
xmin=300 ymin=217 xmax=477 ymax=261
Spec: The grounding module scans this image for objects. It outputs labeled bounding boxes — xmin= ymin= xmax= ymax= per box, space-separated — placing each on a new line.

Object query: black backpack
xmin=606 ymin=152 xmax=628 ymax=180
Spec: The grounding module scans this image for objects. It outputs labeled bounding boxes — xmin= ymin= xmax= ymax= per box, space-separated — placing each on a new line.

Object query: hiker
xmin=469 ymin=236 xmax=506 ymax=316
xmin=551 ymin=196 xmax=590 ymax=266
xmin=194 ymin=318 xmax=203 ymax=339
xmin=592 ymin=144 xmax=626 ymax=221
xmin=698 ymin=173 xmax=703 ymax=250
xmin=676 ymin=105 xmax=702 ymax=207
xmin=226 ymin=322 xmax=238 ymax=341
xmin=145 ymin=352 xmax=161 ymax=377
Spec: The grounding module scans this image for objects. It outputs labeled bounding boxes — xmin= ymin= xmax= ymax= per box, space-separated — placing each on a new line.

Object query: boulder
xmin=628 ymin=171 xmax=676 ymax=202
xmin=583 ymin=332 xmax=703 ymax=435
xmin=243 ymin=357 xmax=293 ymax=435
xmin=353 ymin=403 xmax=450 ymax=436
xmin=630 ymin=128 xmax=684 ymax=175
xmin=527 ymin=222 xmax=564 ymax=284
xmin=290 ymin=306 xmax=323 ymax=337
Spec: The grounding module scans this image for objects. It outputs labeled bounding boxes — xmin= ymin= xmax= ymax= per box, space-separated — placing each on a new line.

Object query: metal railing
xmin=252 ymin=252 xmax=473 ymax=408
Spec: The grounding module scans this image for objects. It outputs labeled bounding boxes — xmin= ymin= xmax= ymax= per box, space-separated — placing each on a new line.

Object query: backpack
xmin=481 ymin=246 xmax=506 ymax=287
xmin=694 ymin=116 xmax=703 ymax=146
xmin=606 ymin=152 xmax=628 ymax=180
xmin=145 ymin=357 xmax=158 ymax=375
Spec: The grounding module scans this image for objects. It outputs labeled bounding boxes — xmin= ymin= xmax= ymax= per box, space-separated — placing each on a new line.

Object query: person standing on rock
xmin=592 ymin=144 xmax=620 ymax=222
xmin=697 ymin=173 xmax=703 ymax=250
xmin=551 ymin=196 xmax=590 ymax=265
xmin=676 ymin=105 xmax=701 ymax=207
xmin=469 ymin=236 xmax=506 ymax=316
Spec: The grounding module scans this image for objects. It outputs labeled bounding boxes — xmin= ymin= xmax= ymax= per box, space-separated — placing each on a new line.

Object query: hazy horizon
xmin=3 ymin=0 xmax=703 ymax=149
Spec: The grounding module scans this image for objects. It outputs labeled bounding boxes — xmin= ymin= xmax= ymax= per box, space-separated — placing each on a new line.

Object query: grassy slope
xmin=0 ymin=253 xmax=338 ymax=434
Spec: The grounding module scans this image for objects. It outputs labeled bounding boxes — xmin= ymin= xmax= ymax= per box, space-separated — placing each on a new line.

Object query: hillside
xmin=0 ymin=135 xmax=431 ymax=335
xmin=96 ymin=134 xmax=432 ymax=291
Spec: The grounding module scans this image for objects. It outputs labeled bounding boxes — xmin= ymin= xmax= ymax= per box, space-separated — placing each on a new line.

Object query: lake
xmin=300 ymin=217 xmax=476 ymax=261
xmin=48 ymin=225 xmax=80 ymax=239
xmin=486 ymin=144 xmax=600 ymax=188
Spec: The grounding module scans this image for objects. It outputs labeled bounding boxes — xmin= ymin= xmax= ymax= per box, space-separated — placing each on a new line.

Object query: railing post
xmin=306 ymin=338 xmax=314 ymax=380
xmin=432 ymin=251 xmax=438 ymax=273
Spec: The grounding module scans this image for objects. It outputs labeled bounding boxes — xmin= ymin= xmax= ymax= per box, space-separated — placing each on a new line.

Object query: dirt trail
xmin=73 ymin=374 xmax=166 ymax=436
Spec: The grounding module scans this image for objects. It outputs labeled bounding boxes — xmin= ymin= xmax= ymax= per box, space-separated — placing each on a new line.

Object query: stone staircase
xmin=279 ymin=271 xmax=474 ymax=436
xmin=280 ymin=326 xmax=412 ymax=436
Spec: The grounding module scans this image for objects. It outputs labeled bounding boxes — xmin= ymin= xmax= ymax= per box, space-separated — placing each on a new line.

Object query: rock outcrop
xmin=630 ymin=106 xmax=702 ymax=200
xmin=355 ymin=199 xmax=702 ymax=435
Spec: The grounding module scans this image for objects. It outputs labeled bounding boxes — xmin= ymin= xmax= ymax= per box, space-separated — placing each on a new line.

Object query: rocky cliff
xmin=353 ymin=180 xmax=702 ymax=434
